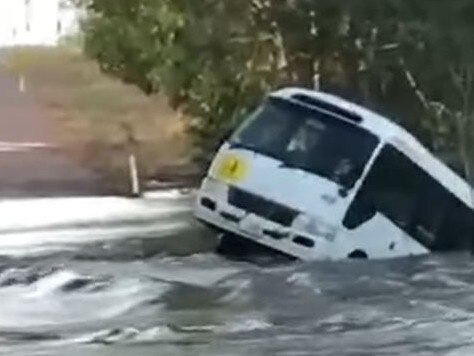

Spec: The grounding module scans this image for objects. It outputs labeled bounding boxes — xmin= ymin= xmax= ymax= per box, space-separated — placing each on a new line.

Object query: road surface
xmin=0 ymin=69 xmax=104 ymax=197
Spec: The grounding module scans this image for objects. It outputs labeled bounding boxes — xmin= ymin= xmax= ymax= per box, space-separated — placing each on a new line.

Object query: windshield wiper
xmin=228 ymin=141 xmax=277 ymax=160
xmin=278 ymin=162 xmax=301 ymax=169
xmin=278 ymin=161 xmax=304 ymax=171
xmin=228 ymin=140 xmax=254 ymax=151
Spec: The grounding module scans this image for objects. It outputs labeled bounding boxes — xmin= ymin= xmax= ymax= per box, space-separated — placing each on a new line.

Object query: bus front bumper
xmin=194 ymin=178 xmax=333 ymax=260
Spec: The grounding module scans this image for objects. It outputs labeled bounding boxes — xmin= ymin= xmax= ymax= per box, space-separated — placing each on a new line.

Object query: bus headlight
xmin=293 ymin=214 xmax=337 ymax=242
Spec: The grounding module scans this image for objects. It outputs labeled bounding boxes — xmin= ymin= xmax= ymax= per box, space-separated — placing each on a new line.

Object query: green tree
xmin=77 ymin=0 xmax=474 ymax=177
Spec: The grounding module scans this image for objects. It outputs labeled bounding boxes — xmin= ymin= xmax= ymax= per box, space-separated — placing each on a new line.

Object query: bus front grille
xmin=227 ymin=187 xmax=298 ymax=227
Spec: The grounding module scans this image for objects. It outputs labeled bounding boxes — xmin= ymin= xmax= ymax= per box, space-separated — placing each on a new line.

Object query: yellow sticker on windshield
xmin=216 ymin=154 xmax=248 ymax=183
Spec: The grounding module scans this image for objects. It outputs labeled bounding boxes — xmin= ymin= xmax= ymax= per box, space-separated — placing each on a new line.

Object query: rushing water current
xmin=1 ymin=190 xmax=474 ymax=356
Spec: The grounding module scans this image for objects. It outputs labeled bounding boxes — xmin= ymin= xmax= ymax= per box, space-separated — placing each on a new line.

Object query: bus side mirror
xmin=338 ymin=187 xmax=349 ymax=198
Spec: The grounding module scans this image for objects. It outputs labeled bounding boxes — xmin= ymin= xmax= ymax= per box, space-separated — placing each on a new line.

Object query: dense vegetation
xmin=75 ymin=0 xmax=474 ymax=181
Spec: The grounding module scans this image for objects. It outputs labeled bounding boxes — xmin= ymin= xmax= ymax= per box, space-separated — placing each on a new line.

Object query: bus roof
xmin=271 ymin=87 xmax=474 ymax=209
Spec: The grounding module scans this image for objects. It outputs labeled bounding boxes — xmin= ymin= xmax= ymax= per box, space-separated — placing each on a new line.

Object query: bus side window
xmin=411 ymin=162 xmax=473 ymax=250
xmin=435 ymin=200 xmax=474 ymax=250
xmin=410 ymin=174 xmax=451 ymax=247
xmin=344 ymin=143 xmax=473 ymax=251
xmin=343 ymin=145 xmax=419 ymax=231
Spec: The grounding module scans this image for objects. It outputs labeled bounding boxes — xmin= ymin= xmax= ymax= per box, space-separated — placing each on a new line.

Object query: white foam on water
xmin=0 ymin=190 xmax=195 ymax=256
xmin=219 ymin=317 xmax=273 ymax=333
xmin=74 ymin=316 xmax=272 ymax=346
xmin=0 ymin=190 xmax=193 ymax=233
xmin=286 ymin=272 xmax=322 ymax=295
xmin=143 ymin=189 xmax=196 ymax=200
xmin=74 ymin=325 xmax=180 ymax=345
xmin=27 ymin=270 xmax=81 ymax=297
xmin=0 ymin=269 xmax=170 ymax=328
xmin=0 ymin=220 xmax=190 ymax=257
xmin=147 ymin=265 xmax=240 ymax=288
xmin=218 ymin=278 xmax=253 ymax=304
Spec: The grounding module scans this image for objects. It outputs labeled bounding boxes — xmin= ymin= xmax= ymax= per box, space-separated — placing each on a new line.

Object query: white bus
xmin=194 ymin=87 xmax=474 ymax=260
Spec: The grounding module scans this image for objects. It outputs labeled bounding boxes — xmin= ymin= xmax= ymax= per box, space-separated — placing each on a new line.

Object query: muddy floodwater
xmin=1 ymin=191 xmax=474 ymax=356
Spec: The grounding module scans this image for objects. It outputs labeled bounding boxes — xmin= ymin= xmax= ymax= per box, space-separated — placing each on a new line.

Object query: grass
xmin=4 ymin=46 xmax=194 ymax=194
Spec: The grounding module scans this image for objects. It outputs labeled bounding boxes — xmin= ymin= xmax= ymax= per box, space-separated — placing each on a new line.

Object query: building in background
xmin=0 ymin=0 xmax=80 ymax=47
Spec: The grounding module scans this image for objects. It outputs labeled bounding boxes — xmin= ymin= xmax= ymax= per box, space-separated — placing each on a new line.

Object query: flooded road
xmin=1 ymin=191 xmax=474 ymax=355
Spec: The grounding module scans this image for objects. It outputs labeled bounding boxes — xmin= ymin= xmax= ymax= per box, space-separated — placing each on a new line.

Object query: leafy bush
xmin=77 ymin=0 xmax=474 ymax=180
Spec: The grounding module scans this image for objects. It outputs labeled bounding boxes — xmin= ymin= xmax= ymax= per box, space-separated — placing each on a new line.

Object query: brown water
xmin=1 ymin=192 xmax=474 ymax=356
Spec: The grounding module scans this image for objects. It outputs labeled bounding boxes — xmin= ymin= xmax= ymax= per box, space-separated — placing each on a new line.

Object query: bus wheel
xmin=347 ymin=249 xmax=368 ymax=259
xmin=216 ymin=233 xmax=295 ymax=264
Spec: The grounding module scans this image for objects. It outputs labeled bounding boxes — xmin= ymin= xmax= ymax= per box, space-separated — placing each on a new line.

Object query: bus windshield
xmin=230 ymin=97 xmax=379 ymax=189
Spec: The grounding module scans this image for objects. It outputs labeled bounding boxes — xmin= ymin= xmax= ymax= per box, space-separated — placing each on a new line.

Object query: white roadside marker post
xmin=19 ymin=74 xmax=25 ymax=93
xmin=129 ymin=153 xmax=140 ymax=197
xmin=121 ymin=122 xmax=141 ymax=197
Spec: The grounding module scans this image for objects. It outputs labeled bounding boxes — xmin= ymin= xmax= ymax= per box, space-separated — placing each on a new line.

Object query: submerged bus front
xmin=194 ymin=91 xmax=433 ymax=260
xmin=195 ymin=91 xmax=379 ymax=260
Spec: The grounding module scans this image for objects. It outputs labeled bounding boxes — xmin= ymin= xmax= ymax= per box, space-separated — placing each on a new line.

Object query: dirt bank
xmin=4 ymin=47 xmax=198 ymax=195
